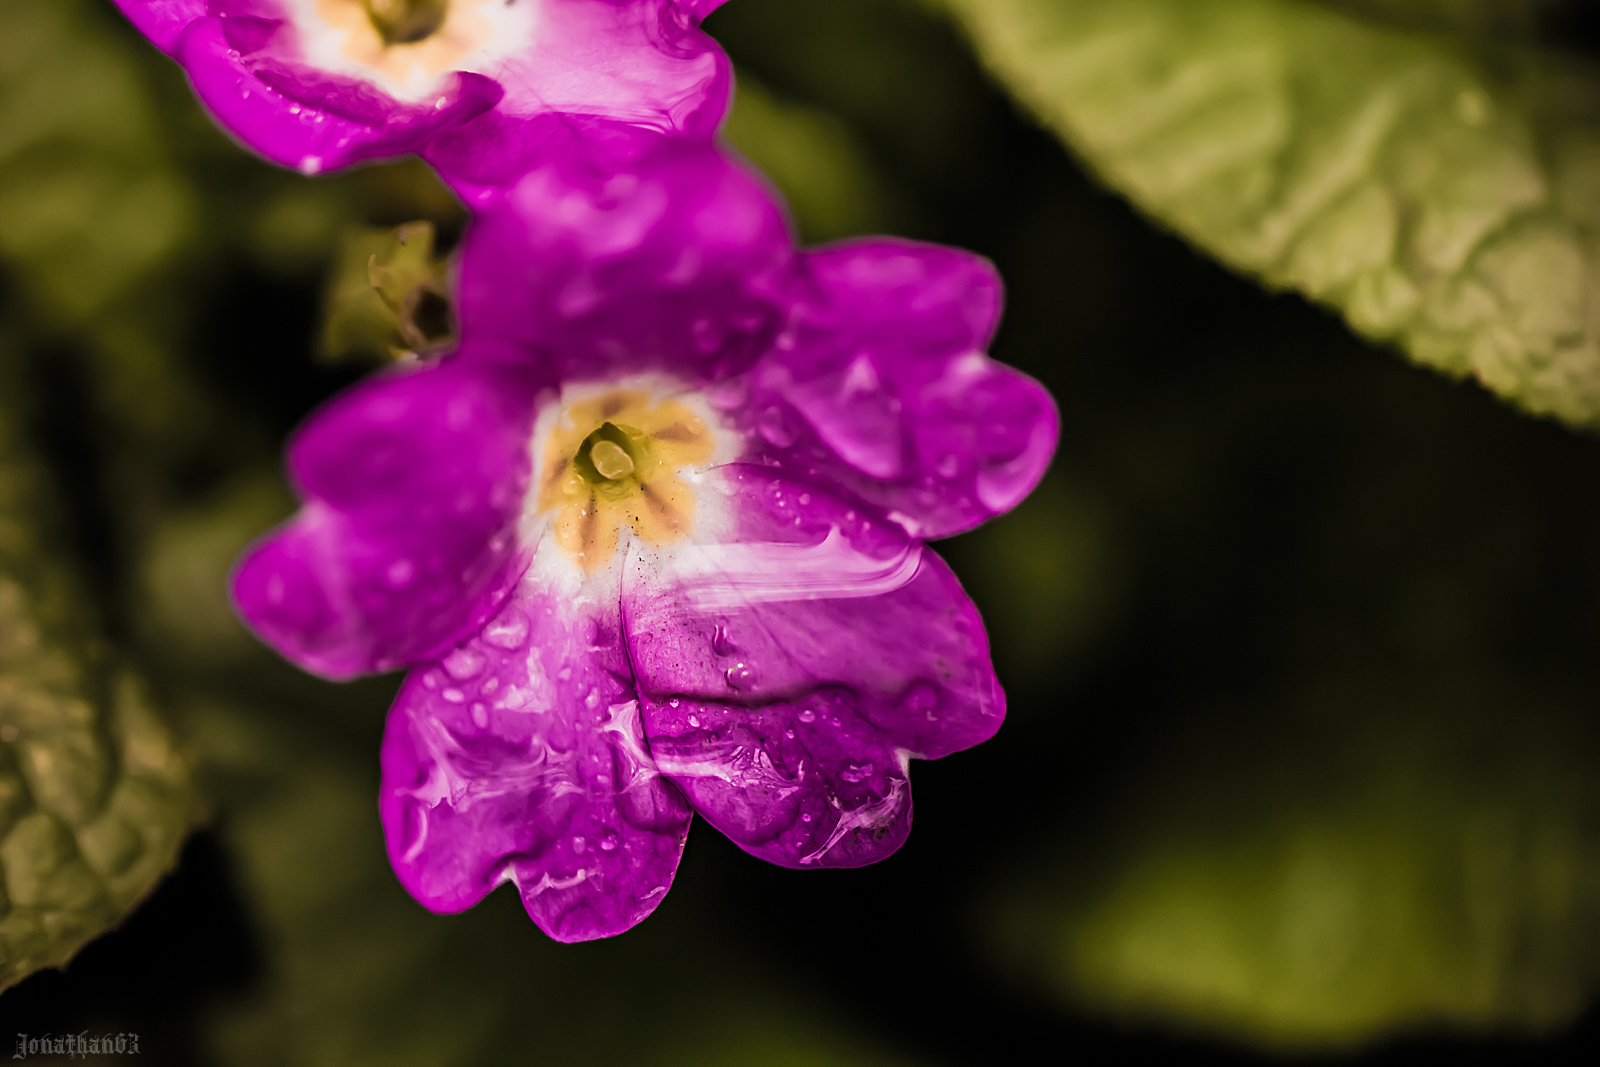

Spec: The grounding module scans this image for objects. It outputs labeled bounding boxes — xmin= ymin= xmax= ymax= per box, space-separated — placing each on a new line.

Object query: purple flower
xmin=113 ymin=0 xmax=730 ymax=192
xmin=231 ymin=139 xmax=1059 ymax=942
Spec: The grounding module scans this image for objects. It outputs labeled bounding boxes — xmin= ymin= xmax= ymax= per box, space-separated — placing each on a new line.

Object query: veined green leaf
xmin=0 ymin=361 xmax=196 ymax=991
xmin=940 ymin=0 xmax=1600 ymax=427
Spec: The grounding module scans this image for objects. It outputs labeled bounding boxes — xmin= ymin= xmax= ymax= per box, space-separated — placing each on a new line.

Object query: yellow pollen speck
xmin=538 ymin=391 xmax=713 ymax=571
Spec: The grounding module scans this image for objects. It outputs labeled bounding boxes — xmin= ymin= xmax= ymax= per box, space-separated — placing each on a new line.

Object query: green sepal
xmin=321 ymin=221 xmax=453 ymax=364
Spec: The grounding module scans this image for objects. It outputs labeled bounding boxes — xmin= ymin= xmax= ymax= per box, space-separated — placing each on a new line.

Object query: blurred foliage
xmin=321 ymin=222 xmax=452 ymax=365
xmin=3 ymin=0 xmax=1600 ymax=1061
xmin=955 ymin=475 xmax=1123 ymax=684
xmin=938 ymin=0 xmax=1600 ymax=429
xmin=0 ymin=352 xmax=194 ymax=992
xmin=993 ymin=682 xmax=1600 ymax=1048
xmin=724 ymin=70 xmax=896 ymax=242
xmin=1317 ymin=0 xmax=1552 ymax=37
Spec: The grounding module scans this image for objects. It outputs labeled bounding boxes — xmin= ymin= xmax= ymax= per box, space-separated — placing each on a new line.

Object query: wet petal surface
xmin=231 ymin=356 xmax=546 ymax=678
xmin=456 ymin=138 xmax=790 ymax=384
xmin=380 ymin=569 xmax=692 ymax=941
xmin=737 ymin=239 xmax=1058 ymax=540
xmin=645 ymin=694 xmax=913 ymax=868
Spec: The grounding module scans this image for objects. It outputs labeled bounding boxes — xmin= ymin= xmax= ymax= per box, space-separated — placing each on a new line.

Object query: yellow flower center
xmin=538 ymin=391 xmax=715 ymax=571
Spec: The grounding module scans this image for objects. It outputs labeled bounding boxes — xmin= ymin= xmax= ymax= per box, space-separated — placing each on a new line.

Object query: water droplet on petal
xmin=725 ymin=663 xmax=757 ymax=690
xmin=797 ymin=708 xmax=816 ymax=724
xmin=712 ymin=624 xmax=736 ymax=656
xmin=840 ymin=761 xmax=873 ymax=783
xmin=757 ymin=405 xmax=796 ymax=448
xmin=600 ymin=834 xmax=618 ymax=852
xmin=483 ymin=611 xmax=530 ymax=650
xmin=386 ymin=558 xmax=416 ymax=587
xmin=471 ymin=703 xmax=489 ymax=728
xmin=443 ymin=647 xmax=487 ymax=679
xmin=691 ymin=317 xmax=723 ymax=353
xmin=442 ymin=688 xmax=465 ymax=704
xmin=936 ymin=453 xmax=960 ymax=479
xmin=705 ymin=378 xmax=748 ymax=411
xmin=902 ymin=682 xmax=940 ymax=721
xmin=572 ymin=836 xmax=586 ymax=854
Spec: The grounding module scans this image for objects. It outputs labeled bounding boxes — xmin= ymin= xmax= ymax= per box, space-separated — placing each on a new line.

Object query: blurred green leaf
xmin=940 ymin=0 xmax=1600 ymax=427
xmin=0 ymin=354 xmax=196 ymax=991
xmin=989 ymin=679 xmax=1600 ymax=1048
xmin=946 ymin=476 xmax=1123 ymax=689
xmin=724 ymin=71 xmax=894 ymax=242
xmin=137 ymin=471 xmax=294 ymax=669
xmin=0 ymin=0 xmax=192 ymax=326
xmin=1316 ymin=0 xmax=1550 ymax=37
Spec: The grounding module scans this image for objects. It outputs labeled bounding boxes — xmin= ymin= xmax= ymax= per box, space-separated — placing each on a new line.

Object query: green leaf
xmin=939 ymin=0 xmax=1600 ymax=427
xmin=0 ymin=358 xmax=196 ymax=991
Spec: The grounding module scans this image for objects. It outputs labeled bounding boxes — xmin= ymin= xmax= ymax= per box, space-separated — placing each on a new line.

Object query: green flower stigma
xmin=575 ymin=423 xmax=641 ymax=486
xmin=364 ymin=0 xmax=449 ymax=45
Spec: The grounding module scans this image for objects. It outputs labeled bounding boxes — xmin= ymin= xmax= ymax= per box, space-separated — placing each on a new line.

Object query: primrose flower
xmin=231 ymin=139 xmax=1058 ymax=942
xmin=113 ymin=0 xmax=729 ymax=192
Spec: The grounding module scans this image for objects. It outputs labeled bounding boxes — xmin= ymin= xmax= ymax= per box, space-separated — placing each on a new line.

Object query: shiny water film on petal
xmin=380 ymin=574 xmax=693 ymax=942
xmin=622 ymin=465 xmax=1005 ymax=868
xmin=644 ymin=694 xmax=914 ymax=869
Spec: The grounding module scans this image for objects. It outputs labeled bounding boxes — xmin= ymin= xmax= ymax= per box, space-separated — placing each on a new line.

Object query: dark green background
xmin=4 ymin=0 xmax=1600 ymax=1061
